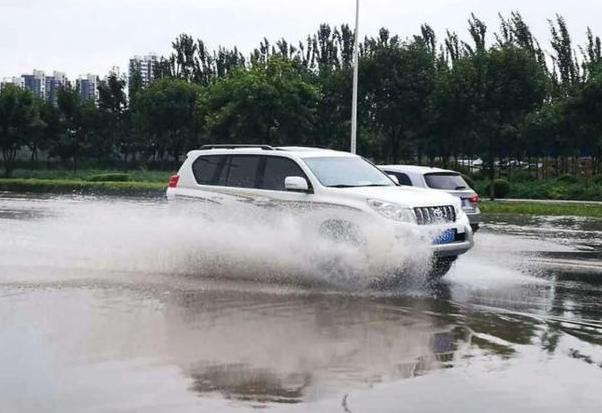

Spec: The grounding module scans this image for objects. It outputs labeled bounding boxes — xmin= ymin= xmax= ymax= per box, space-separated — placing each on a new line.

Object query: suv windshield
xmin=424 ymin=173 xmax=469 ymax=190
xmin=303 ymin=157 xmax=394 ymax=188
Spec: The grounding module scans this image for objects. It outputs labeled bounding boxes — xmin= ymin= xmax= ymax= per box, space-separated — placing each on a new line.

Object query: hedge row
xmin=0 ymin=179 xmax=166 ymax=196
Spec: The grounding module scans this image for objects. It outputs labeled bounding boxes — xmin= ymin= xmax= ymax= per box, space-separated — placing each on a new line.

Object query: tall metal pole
xmin=350 ymin=0 xmax=360 ymax=154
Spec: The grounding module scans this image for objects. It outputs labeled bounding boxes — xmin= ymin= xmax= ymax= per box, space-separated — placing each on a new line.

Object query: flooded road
xmin=1 ymin=194 xmax=601 ymax=412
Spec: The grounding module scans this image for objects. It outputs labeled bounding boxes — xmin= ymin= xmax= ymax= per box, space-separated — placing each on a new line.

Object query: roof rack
xmin=200 ymin=144 xmax=274 ymax=150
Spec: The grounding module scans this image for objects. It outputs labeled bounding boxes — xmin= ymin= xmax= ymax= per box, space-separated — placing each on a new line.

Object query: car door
xmin=253 ymin=155 xmax=314 ymax=211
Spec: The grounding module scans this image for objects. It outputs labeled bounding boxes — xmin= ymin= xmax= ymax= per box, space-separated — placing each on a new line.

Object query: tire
xmin=429 ymin=256 xmax=457 ymax=279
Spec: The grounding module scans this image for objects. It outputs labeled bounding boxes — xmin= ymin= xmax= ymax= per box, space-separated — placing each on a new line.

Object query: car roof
xmin=379 ymin=164 xmax=460 ymax=175
xmin=186 ymin=146 xmax=356 ymax=159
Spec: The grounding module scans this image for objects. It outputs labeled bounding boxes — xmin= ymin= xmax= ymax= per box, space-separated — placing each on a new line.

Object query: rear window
xmin=424 ymin=173 xmax=469 ymax=190
xmin=192 ymin=155 xmax=228 ymax=185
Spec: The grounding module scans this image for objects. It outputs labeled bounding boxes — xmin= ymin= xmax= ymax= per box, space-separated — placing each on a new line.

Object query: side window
xmin=392 ymin=172 xmax=413 ymax=186
xmin=260 ymin=157 xmax=307 ymax=191
xmin=227 ymin=155 xmax=261 ymax=188
xmin=192 ymin=155 xmax=228 ymax=186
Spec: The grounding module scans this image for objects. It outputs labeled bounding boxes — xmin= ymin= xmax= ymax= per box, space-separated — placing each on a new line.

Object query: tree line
xmin=1 ymin=12 xmax=602 ymax=179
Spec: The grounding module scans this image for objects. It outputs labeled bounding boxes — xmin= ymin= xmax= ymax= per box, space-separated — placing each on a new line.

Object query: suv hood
xmin=340 ymin=186 xmax=461 ymax=209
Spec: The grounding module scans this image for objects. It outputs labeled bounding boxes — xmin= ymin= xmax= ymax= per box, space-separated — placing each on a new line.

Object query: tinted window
xmin=192 ymin=155 xmax=228 ymax=185
xmin=389 ymin=172 xmax=412 ymax=186
xmin=424 ymin=173 xmax=469 ymax=190
xmin=227 ymin=155 xmax=261 ymax=188
xmin=260 ymin=157 xmax=307 ymax=191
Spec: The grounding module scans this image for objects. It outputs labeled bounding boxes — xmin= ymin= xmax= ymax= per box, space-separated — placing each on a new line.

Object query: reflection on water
xmin=1 ymin=194 xmax=602 ymax=412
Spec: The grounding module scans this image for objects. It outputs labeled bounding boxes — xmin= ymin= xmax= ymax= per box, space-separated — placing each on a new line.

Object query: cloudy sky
xmin=1 ymin=0 xmax=601 ymax=79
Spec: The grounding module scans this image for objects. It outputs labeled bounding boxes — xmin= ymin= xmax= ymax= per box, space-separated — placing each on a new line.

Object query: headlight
xmin=367 ymin=199 xmax=416 ymax=223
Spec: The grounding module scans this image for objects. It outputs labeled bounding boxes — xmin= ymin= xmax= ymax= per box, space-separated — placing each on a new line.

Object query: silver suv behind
xmin=380 ymin=165 xmax=481 ymax=232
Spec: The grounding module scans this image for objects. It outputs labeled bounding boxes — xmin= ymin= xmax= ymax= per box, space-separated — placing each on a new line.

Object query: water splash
xmin=0 ymin=195 xmax=434 ymax=289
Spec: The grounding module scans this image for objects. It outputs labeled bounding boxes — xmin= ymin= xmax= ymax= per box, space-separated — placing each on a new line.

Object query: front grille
xmin=414 ymin=205 xmax=456 ymax=225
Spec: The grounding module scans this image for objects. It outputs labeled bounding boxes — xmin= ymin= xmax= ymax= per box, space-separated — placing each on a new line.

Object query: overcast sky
xmin=1 ymin=0 xmax=601 ymax=79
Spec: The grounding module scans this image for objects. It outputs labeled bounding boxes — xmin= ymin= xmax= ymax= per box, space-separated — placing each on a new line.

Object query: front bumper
xmin=392 ymin=214 xmax=475 ymax=258
xmin=431 ymin=230 xmax=474 ymax=257
xmin=427 ymin=214 xmax=474 ymax=257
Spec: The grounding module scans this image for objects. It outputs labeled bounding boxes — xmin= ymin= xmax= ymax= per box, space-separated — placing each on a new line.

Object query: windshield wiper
xmin=455 ymin=186 xmax=467 ymax=190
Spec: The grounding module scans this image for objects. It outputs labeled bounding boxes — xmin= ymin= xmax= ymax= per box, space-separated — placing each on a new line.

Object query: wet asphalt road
xmin=1 ymin=194 xmax=601 ymax=412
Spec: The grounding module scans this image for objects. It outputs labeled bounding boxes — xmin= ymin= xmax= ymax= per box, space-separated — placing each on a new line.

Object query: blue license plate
xmin=433 ymin=229 xmax=456 ymax=245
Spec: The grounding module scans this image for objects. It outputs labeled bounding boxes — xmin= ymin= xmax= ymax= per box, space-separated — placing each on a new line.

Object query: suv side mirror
xmin=388 ymin=174 xmax=400 ymax=185
xmin=284 ymin=176 xmax=310 ymax=193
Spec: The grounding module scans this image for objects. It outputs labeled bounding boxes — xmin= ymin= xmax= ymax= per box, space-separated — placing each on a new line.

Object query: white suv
xmin=167 ymin=145 xmax=474 ymax=278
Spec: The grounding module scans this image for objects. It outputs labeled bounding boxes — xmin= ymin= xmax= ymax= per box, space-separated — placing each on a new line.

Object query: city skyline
xmin=1 ymin=69 xmax=104 ymax=103
xmin=2 ymin=0 xmax=602 ymax=80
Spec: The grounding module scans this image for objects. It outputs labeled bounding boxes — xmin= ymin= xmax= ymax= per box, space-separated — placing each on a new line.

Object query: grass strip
xmin=480 ymin=200 xmax=602 ymax=218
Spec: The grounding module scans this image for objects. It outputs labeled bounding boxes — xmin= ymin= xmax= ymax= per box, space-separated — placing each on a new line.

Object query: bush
xmin=0 ymin=178 xmax=165 ymax=195
xmin=592 ymin=175 xmax=602 ymax=185
xmin=485 ymin=179 xmax=511 ymax=198
xmin=510 ymin=170 xmax=536 ymax=183
xmin=86 ymin=173 xmax=131 ymax=182
xmin=556 ymin=174 xmax=579 ymax=184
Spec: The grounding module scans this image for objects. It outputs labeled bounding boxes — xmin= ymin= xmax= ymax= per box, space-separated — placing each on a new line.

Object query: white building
xmin=76 ymin=74 xmax=99 ymax=102
xmin=45 ymin=71 xmax=69 ymax=104
xmin=22 ymin=69 xmax=46 ymax=99
xmin=129 ymin=53 xmax=158 ymax=88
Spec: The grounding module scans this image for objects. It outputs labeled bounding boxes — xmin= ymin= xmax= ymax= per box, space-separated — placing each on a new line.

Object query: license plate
xmin=461 ymin=199 xmax=475 ymax=212
xmin=433 ymin=229 xmax=456 ymax=245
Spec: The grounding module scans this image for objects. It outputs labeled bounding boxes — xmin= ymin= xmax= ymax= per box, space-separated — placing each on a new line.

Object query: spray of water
xmin=0 ymin=196 xmax=435 ymax=290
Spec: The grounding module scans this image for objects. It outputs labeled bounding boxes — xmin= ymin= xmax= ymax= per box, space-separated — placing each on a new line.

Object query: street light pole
xmin=350 ymin=0 xmax=360 ymax=154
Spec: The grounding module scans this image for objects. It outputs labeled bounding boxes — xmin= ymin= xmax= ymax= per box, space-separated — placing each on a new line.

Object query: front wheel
xmin=319 ymin=219 xmax=365 ymax=247
xmin=429 ymin=256 xmax=457 ymax=279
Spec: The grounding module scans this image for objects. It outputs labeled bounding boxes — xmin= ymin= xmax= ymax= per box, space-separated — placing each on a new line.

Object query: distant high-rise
xmin=22 ymin=69 xmax=46 ymax=99
xmin=129 ymin=53 xmax=158 ymax=88
xmin=76 ymin=74 xmax=99 ymax=102
xmin=1 ymin=70 xmax=70 ymax=105
xmin=45 ymin=71 xmax=68 ymax=105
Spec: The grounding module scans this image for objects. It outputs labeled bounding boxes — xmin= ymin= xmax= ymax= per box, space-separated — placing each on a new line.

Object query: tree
xmin=205 ymin=57 xmax=319 ymax=146
xmin=37 ymin=101 xmax=62 ymax=164
xmin=136 ymin=78 xmax=203 ymax=162
xmin=361 ymin=31 xmax=436 ymax=163
xmin=474 ymin=45 xmax=548 ymax=195
xmin=0 ymin=85 xmax=41 ymax=177
xmin=26 ymin=98 xmax=51 ymax=161
xmin=54 ymin=86 xmax=99 ymax=171
xmin=98 ymin=72 xmax=129 ymax=163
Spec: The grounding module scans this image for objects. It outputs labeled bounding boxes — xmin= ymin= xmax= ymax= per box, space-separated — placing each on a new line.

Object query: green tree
xmin=205 ymin=57 xmax=319 ymax=146
xmin=98 ymin=72 xmax=129 ymax=163
xmin=361 ymin=30 xmax=436 ymax=163
xmin=136 ymin=78 xmax=203 ymax=162
xmin=0 ymin=85 xmax=41 ymax=177
xmin=54 ymin=86 xmax=99 ymax=171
